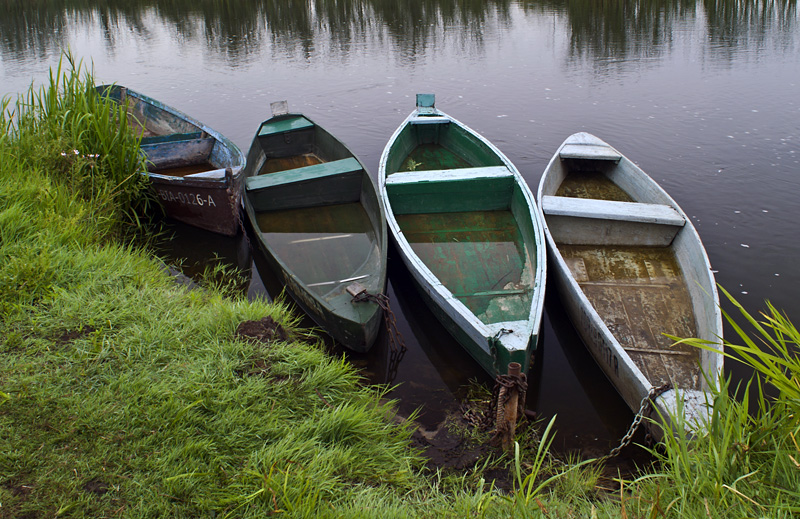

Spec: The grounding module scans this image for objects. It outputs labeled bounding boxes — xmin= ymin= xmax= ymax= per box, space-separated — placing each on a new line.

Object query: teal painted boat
xmin=97 ymin=85 xmax=245 ymax=236
xmin=243 ymin=102 xmax=387 ymax=352
xmin=379 ymin=94 xmax=547 ymax=377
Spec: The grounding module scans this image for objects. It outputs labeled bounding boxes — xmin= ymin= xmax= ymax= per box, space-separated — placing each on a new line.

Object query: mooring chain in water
xmin=352 ymin=291 xmax=407 ymax=354
xmin=236 ymin=208 xmax=254 ymax=253
xmin=385 ymin=341 xmax=407 ymax=385
xmin=607 ymin=383 xmax=672 ymax=458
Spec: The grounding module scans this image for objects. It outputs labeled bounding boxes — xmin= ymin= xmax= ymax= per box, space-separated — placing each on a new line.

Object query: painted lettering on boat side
xmin=158 ymin=189 xmax=216 ymax=207
xmin=580 ymin=307 xmax=619 ymax=377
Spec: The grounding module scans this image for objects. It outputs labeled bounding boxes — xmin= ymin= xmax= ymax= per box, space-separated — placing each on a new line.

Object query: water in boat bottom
xmin=254 ymin=202 xmax=378 ymax=297
xmin=149 ymin=161 xmax=217 ymax=177
xmin=401 ymin=143 xmax=473 ymax=172
xmin=556 ymin=169 xmax=633 ymax=201
xmin=397 ymin=210 xmax=533 ymax=324
xmin=259 ymin=153 xmax=323 ymax=175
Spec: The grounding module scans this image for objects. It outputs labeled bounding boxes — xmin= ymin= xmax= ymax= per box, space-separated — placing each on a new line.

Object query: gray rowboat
xmin=537 ymin=132 xmax=723 ymax=438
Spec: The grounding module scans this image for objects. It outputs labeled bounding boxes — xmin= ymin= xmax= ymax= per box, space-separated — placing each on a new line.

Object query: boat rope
xmin=351 ymin=291 xmax=407 ymax=354
xmin=607 ymin=383 xmax=672 ymax=458
xmin=488 ymin=370 xmax=528 ymax=445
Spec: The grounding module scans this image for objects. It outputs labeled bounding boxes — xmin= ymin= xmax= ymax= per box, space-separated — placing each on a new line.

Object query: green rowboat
xmin=243 ymin=102 xmax=387 ymax=352
xmin=379 ymin=94 xmax=547 ymax=377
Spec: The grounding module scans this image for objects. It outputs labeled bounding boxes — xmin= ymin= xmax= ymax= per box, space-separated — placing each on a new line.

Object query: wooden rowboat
xmin=537 ymin=132 xmax=723 ymax=437
xmin=97 ymin=85 xmax=246 ymax=236
xmin=242 ymin=102 xmax=387 ymax=352
xmin=379 ymin=94 xmax=547 ymax=377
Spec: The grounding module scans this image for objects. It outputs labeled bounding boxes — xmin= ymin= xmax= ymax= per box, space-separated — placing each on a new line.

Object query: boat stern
xmin=649 ymin=388 xmax=715 ymax=441
xmin=486 ymin=322 xmax=537 ymax=376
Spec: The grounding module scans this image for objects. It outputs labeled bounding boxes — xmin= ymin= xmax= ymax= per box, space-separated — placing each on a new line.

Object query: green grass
xmin=624 ymin=289 xmax=800 ymax=518
xmin=5 ymin=51 xmax=154 ymax=239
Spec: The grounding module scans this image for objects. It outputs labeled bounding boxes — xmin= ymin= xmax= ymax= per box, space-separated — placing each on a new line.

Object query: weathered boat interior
xmin=99 ymin=85 xmax=232 ymax=178
xmin=385 ymin=121 xmax=538 ymax=326
xmin=255 ymin=203 xmax=380 ymax=298
xmin=245 ymin=116 xmax=383 ymax=301
xmin=542 ymin=157 xmax=708 ymax=391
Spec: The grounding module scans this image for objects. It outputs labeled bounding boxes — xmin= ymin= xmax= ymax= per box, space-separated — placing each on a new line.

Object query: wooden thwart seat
xmin=246 ymin=157 xmax=362 ymax=191
xmin=559 ymin=143 xmax=622 ymax=162
xmin=257 ymin=116 xmax=314 ymax=137
xmin=409 ymin=115 xmax=450 ymax=125
xmin=385 ymin=165 xmax=511 ymax=185
xmin=541 ymin=195 xmax=684 ymax=226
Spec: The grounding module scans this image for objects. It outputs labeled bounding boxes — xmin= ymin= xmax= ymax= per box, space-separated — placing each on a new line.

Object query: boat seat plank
xmin=246 ymin=157 xmax=362 ymax=191
xmin=140 ymin=131 xmax=204 ymax=145
xmin=257 ymin=116 xmax=314 ymax=137
xmin=386 ymin=165 xmax=511 ymax=185
xmin=560 ymin=143 xmax=622 ymax=162
xmin=409 ymin=116 xmax=450 ymax=125
xmin=141 ymin=137 xmax=216 ymax=169
xmin=542 ymin=195 xmax=685 ymax=226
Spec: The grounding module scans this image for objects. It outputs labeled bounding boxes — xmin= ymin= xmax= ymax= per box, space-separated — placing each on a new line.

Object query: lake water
xmin=2 ymin=0 xmax=798 ymax=457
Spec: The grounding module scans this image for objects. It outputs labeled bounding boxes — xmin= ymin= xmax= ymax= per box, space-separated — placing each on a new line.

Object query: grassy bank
xmin=2 ymin=57 xmax=799 ymax=518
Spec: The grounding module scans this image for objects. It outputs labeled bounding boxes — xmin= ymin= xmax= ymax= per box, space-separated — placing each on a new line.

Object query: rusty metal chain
xmin=488 ymin=372 xmax=528 ymax=425
xmin=236 ymin=205 xmax=254 ymax=252
xmin=385 ymin=340 xmax=407 ymax=384
xmin=352 ymin=291 xmax=407 ymax=354
xmin=607 ymin=383 xmax=672 ymax=458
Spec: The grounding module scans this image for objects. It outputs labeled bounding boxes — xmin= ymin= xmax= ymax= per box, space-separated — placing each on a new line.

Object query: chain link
xmin=236 ymin=205 xmax=254 ymax=253
xmin=352 ymin=291 xmax=407 ymax=354
xmin=486 ymin=371 xmax=528 ymax=446
xmin=607 ymin=383 xmax=671 ymax=458
xmin=489 ymin=328 xmax=514 ymax=376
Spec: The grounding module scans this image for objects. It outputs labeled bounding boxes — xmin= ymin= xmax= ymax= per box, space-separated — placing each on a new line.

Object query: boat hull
xmin=249 ymin=229 xmax=383 ymax=351
xmin=98 ymin=85 xmax=245 ymax=236
xmin=150 ymin=171 xmax=243 ymax=236
xmin=397 ymin=248 xmax=534 ymax=376
xmin=537 ymin=132 xmax=723 ymax=438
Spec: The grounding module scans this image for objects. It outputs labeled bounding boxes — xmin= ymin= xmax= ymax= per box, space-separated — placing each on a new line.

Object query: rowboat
xmin=379 ymin=94 xmax=547 ymax=377
xmin=97 ymin=85 xmax=246 ymax=236
xmin=537 ymin=132 xmax=723 ymax=437
xmin=242 ymin=102 xmax=387 ymax=352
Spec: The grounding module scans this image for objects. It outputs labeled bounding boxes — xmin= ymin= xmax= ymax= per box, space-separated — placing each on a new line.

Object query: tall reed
xmin=7 ymin=51 xmax=153 ymax=236
xmin=629 ymin=289 xmax=800 ymax=517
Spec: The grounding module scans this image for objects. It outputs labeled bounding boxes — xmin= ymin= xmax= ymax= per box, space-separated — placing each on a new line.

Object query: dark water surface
xmin=3 ymin=0 xmax=799 ymax=456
